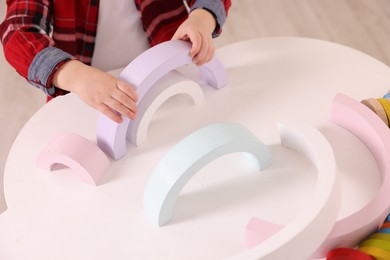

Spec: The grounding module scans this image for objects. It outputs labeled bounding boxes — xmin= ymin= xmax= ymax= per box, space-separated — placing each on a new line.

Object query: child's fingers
xmin=111 ymin=90 xmax=138 ymax=116
xmin=183 ymin=28 xmax=202 ymax=58
xmin=204 ymin=37 xmax=215 ymax=62
xmin=105 ymin=97 xmax=137 ymax=121
xmin=193 ymin=36 xmax=214 ymax=65
xmin=117 ymin=80 xmax=138 ymax=103
xmin=171 ymin=30 xmax=185 ymax=41
xmin=97 ymin=103 xmax=123 ymax=123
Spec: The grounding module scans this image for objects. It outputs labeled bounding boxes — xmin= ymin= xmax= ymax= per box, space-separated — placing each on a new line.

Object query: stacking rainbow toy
xmin=34 ymin=39 xmax=390 ymax=259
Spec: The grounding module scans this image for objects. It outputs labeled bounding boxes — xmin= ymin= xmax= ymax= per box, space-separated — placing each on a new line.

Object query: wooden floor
xmin=0 ymin=0 xmax=389 ymax=210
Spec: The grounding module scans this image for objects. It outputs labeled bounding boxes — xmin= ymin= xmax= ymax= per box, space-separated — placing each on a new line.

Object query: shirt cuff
xmin=28 ymin=46 xmax=74 ymax=97
xmin=190 ymin=0 xmax=227 ymax=38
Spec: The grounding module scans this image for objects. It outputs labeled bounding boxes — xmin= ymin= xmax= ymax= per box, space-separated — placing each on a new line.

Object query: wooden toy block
xmin=36 ymin=132 xmax=110 ymax=185
xmin=361 ymin=98 xmax=388 ymax=126
xmin=377 ymin=98 xmax=390 ymax=126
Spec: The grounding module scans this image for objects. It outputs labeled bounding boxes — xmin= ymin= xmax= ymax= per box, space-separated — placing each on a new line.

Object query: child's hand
xmin=53 ymin=60 xmax=138 ymax=123
xmin=172 ymin=8 xmax=217 ymax=66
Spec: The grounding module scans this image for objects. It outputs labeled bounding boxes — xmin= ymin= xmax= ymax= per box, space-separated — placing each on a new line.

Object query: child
xmin=0 ymin=0 xmax=231 ymax=123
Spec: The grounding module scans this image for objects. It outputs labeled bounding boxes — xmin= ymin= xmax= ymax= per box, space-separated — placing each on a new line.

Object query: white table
xmin=1 ymin=37 xmax=389 ymax=259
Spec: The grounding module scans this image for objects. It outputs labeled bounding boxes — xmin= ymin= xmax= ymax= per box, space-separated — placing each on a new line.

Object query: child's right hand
xmin=53 ymin=60 xmax=138 ymax=123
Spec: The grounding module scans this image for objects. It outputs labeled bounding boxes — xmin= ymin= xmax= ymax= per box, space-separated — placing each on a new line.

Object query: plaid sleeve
xmin=0 ymin=0 xmax=72 ymax=96
xmin=188 ymin=0 xmax=232 ymax=37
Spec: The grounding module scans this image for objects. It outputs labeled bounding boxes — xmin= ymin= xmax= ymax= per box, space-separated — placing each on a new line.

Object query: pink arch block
xmin=36 ymin=132 xmax=110 ymax=185
xmin=310 ymin=93 xmax=390 ymax=257
xmin=96 ymin=40 xmax=228 ymax=160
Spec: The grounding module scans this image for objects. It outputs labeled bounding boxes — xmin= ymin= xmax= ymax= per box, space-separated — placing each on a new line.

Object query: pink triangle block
xmin=245 ymin=217 xmax=283 ymax=248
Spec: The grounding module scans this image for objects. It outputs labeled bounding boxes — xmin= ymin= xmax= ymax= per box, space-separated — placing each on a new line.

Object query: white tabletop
xmin=1 ymin=37 xmax=390 ymax=259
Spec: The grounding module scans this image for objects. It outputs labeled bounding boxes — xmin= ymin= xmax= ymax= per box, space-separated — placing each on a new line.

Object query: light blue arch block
xmin=143 ymin=122 xmax=272 ymax=227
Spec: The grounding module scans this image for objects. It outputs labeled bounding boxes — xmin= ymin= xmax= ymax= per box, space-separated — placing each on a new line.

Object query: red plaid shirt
xmin=0 ymin=0 xmax=231 ymax=97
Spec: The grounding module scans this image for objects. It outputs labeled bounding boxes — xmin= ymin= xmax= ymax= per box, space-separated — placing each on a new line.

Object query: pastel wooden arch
xmin=310 ymin=93 xmax=390 ymax=258
xmin=143 ymin=122 xmax=272 ymax=227
xmin=240 ymin=118 xmax=340 ymax=260
xmin=35 ymin=132 xmax=110 ymax=185
xmin=127 ymin=70 xmax=204 ymax=147
xmin=96 ymin=40 xmax=228 ymax=160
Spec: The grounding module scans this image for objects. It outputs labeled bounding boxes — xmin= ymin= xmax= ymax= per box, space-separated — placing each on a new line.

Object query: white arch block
xmin=36 ymin=132 xmax=110 ymax=185
xmin=240 ymin=118 xmax=340 ymax=260
xmin=96 ymin=71 xmax=204 ymax=159
xmin=127 ymin=70 xmax=204 ymax=147
xmin=310 ymin=93 xmax=390 ymax=258
xmin=96 ymin=40 xmax=228 ymax=160
xmin=143 ymin=123 xmax=272 ymax=227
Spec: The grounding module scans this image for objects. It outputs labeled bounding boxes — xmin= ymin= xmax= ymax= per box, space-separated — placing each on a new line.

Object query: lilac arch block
xmin=36 ymin=132 xmax=110 ymax=185
xmin=96 ymin=40 xmax=228 ymax=160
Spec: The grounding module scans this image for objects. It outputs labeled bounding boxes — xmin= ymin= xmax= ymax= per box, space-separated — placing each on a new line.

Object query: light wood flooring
xmin=0 ymin=0 xmax=389 ymax=211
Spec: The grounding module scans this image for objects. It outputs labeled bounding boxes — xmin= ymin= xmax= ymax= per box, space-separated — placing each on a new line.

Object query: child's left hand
xmin=172 ymin=8 xmax=217 ymax=66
